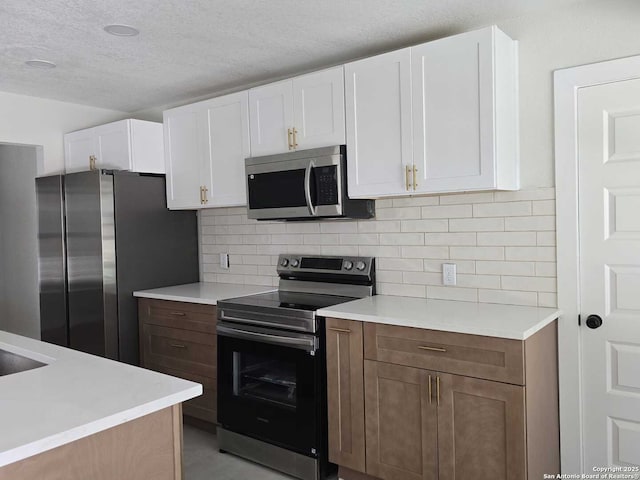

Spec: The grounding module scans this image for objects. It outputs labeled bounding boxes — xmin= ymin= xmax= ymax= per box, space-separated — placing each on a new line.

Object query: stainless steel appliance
xmin=216 ymin=254 xmax=375 ymax=480
xmin=36 ymin=170 xmax=199 ymax=365
xmin=245 ymin=145 xmax=375 ymax=221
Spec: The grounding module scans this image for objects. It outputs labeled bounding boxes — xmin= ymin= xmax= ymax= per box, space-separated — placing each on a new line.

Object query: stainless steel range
xmin=216 ymin=254 xmax=375 ymax=480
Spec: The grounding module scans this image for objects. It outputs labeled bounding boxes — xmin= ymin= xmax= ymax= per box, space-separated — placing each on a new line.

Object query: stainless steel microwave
xmin=245 ymin=145 xmax=374 ymax=221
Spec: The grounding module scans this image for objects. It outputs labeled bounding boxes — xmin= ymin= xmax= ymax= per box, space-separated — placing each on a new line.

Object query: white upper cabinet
xmin=249 ymin=80 xmax=294 ymax=157
xmin=346 ymin=25 xmax=519 ymax=198
xmin=345 ymin=48 xmax=413 ymax=198
xmin=164 ymin=91 xmax=250 ymax=210
xmin=64 ymin=119 xmax=164 ymax=174
xmin=249 ymin=67 xmax=346 ymax=156
xmin=412 ymin=26 xmax=518 ymax=193
xmin=292 ymin=67 xmax=345 ymax=150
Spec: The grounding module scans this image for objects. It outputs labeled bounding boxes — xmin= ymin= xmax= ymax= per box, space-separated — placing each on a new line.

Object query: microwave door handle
xmin=304 ymin=160 xmax=317 ymax=216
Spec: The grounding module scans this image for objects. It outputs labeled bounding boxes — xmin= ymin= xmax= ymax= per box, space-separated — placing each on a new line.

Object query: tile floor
xmin=183 ymin=424 xmax=291 ymax=480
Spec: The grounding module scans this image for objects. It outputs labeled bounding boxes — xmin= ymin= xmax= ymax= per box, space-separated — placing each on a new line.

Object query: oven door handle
xmin=217 ymin=324 xmax=317 ymax=352
xmin=304 ymin=160 xmax=317 ymax=216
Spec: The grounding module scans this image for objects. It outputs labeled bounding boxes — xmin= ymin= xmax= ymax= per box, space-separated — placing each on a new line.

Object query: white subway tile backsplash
xmin=424 ymin=233 xmax=476 ymax=245
xmin=449 ymin=217 xmax=505 ymax=232
xmin=401 ymin=219 xmax=449 ymax=232
xmin=199 ymin=188 xmax=557 ymax=307
xmin=449 ymin=246 xmax=504 ymax=260
xmin=427 ymin=285 xmax=478 ymax=302
xmin=379 ymin=233 xmax=424 ymax=245
xmin=421 ymin=204 xmax=472 ymax=219
xmin=473 ymin=201 xmax=531 ymax=218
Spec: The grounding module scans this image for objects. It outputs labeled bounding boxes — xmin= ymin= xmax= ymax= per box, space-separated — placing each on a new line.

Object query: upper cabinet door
xmin=205 ymin=91 xmax=251 ymax=207
xmin=95 ymin=120 xmax=132 ymax=171
xmin=292 ymin=67 xmax=345 ymax=150
xmin=164 ymin=107 xmax=208 ymax=209
xmin=64 ymin=129 xmax=97 ymax=173
xmin=412 ymin=26 xmax=518 ymax=193
xmin=249 ymin=80 xmax=294 ymax=156
xmin=345 ymin=48 xmax=413 ymax=198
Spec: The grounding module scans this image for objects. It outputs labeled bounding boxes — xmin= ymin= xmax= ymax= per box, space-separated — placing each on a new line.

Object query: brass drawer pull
xmin=405 ymin=165 xmax=411 ymax=191
xmin=436 ymin=376 xmax=440 ymax=406
xmin=428 ymin=374 xmax=432 ymax=405
xmin=292 ymin=127 xmax=299 ymax=149
xmin=287 ymin=128 xmax=293 ymax=150
xmin=170 ymin=312 xmax=186 ymax=317
xmin=413 ymin=165 xmax=418 ymax=190
xmin=170 ymin=343 xmax=187 ymax=349
xmin=327 ymin=327 xmax=351 ymax=334
xmin=418 ymin=345 xmax=447 ymax=353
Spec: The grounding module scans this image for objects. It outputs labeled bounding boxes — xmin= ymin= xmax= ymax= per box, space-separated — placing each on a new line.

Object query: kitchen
xmin=0 ymin=1 xmax=640 ymax=478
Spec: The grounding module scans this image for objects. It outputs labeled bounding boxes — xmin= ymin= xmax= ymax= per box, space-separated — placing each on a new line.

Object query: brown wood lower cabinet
xmin=139 ymin=298 xmax=217 ymax=424
xmin=326 ymin=318 xmax=559 ymax=480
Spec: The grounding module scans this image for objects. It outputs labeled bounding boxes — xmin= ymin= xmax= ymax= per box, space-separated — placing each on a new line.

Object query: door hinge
xmin=578 ymin=314 xmax=581 ymax=326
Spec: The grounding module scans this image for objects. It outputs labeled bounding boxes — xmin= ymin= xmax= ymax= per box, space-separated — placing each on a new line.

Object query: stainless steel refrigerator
xmin=36 ymin=170 xmax=199 ymax=365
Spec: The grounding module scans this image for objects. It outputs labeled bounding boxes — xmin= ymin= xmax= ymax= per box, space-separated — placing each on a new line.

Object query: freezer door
xmin=36 ymin=175 xmax=68 ymax=346
xmin=64 ymin=171 xmax=118 ymax=359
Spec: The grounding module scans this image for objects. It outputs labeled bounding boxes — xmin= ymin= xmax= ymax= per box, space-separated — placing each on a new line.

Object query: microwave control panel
xmin=316 ymin=166 xmax=338 ymax=205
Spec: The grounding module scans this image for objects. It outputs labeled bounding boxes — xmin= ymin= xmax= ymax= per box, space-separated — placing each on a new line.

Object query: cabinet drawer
xmin=147 ymin=362 xmax=217 ymax=423
xmin=139 ymin=298 xmax=216 ymax=334
xmin=142 ymin=324 xmax=216 ymax=378
xmin=363 ymin=323 xmax=524 ymax=385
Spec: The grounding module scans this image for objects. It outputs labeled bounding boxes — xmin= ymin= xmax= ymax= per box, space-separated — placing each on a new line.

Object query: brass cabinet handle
xmin=170 ymin=343 xmax=187 ymax=349
xmin=203 ymin=186 xmax=208 ymax=204
xmin=405 ymin=165 xmax=411 ymax=191
xmin=170 ymin=311 xmax=186 ymax=317
xmin=287 ymin=128 xmax=293 ymax=150
xmin=436 ymin=376 xmax=440 ymax=406
xmin=418 ymin=345 xmax=447 ymax=353
xmin=199 ymin=186 xmax=204 ymax=204
xmin=327 ymin=327 xmax=351 ymax=334
xmin=89 ymin=155 xmax=97 ymax=171
xmin=413 ymin=165 xmax=418 ymax=190
xmin=292 ymin=128 xmax=298 ymax=149
xmin=428 ymin=374 xmax=433 ymax=405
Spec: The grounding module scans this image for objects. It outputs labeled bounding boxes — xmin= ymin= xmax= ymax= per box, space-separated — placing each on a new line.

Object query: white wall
xmin=0 ymin=144 xmax=40 ymax=338
xmin=0 ymin=91 xmax=125 ymax=177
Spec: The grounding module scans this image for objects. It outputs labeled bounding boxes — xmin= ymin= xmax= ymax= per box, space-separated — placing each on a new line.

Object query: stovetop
xmin=220 ymin=291 xmax=358 ymax=312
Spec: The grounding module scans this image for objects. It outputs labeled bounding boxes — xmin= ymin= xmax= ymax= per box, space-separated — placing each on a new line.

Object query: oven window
xmin=233 ymin=352 xmax=297 ymax=409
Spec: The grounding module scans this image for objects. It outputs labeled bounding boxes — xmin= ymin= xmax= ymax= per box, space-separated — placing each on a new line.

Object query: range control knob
xmin=280 ymin=258 xmax=289 ymax=267
xmin=343 ymin=260 xmax=353 ymax=271
xmin=291 ymin=259 xmax=300 ymax=267
xmin=355 ymin=261 xmax=367 ymax=271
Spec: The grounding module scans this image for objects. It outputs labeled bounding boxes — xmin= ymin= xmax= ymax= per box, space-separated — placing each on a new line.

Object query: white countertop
xmin=317 ymin=295 xmax=560 ymax=340
xmin=133 ymin=282 xmax=275 ymax=305
xmin=0 ymin=330 xmax=201 ymax=468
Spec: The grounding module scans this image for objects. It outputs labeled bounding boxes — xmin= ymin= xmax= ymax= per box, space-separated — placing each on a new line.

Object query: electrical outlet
xmin=219 ymin=253 xmax=230 ymax=270
xmin=442 ymin=263 xmax=457 ymax=286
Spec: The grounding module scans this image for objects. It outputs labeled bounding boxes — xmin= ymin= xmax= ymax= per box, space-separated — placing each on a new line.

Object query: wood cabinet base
xmin=0 ymin=405 xmax=183 ymax=480
xmin=339 ymin=466 xmax=382 ymax=480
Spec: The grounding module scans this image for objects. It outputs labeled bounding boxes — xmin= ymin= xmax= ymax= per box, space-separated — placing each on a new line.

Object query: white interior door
xmin=578 ymin=77 xmax=640 ymax=470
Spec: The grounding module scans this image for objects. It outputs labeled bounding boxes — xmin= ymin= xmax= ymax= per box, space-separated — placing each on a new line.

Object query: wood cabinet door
xmin=292 ymin=66 xmax=345 ymax=150
xmin=64 ymin=128 xmax=97 ymax=173
xmin=163 ymin=105 xmax=209 ymax=209
xmin=411 ymin=27 xmax=495 ymax=193
xmin=345 ymin=48 xmax=413 ymax=198
xmin=204 ymin=91 xmax=251 ymax=207
xmin=95 ymin=120 xmax=133 ymax=171
xmin=437 ymin=373 xmax=526 ymax=480
xmin=364 ymin=361 xmax=437 ymax=480
xmin=249 ymin=79 xmax=294 ymax=156
xmin=325 ymin=318 xmax=366 ymax=473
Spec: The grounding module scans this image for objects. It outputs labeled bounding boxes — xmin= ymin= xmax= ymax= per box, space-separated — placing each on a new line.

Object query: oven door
xmin=245 ymin=152 xmax=343 ymax=220
xmin=217 ymin=322 xmax=320 ymax=457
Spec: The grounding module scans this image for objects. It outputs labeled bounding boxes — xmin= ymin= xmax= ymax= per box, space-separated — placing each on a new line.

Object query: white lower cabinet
xmin=64 ymin=119 xmax=164 ymax=174
xmin=164 ymin=91 xmax=250 ymax=210
xmin=346 ymin=25 xmax=519 ymax=199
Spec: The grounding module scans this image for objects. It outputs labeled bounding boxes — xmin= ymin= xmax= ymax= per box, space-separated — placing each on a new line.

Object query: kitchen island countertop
xmin=0 ymin=330 xmax=200 ymax=468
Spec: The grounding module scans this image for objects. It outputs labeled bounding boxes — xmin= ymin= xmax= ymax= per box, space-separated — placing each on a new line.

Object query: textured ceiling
xmin=0 ymin=0 xmax=588 ymax=112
